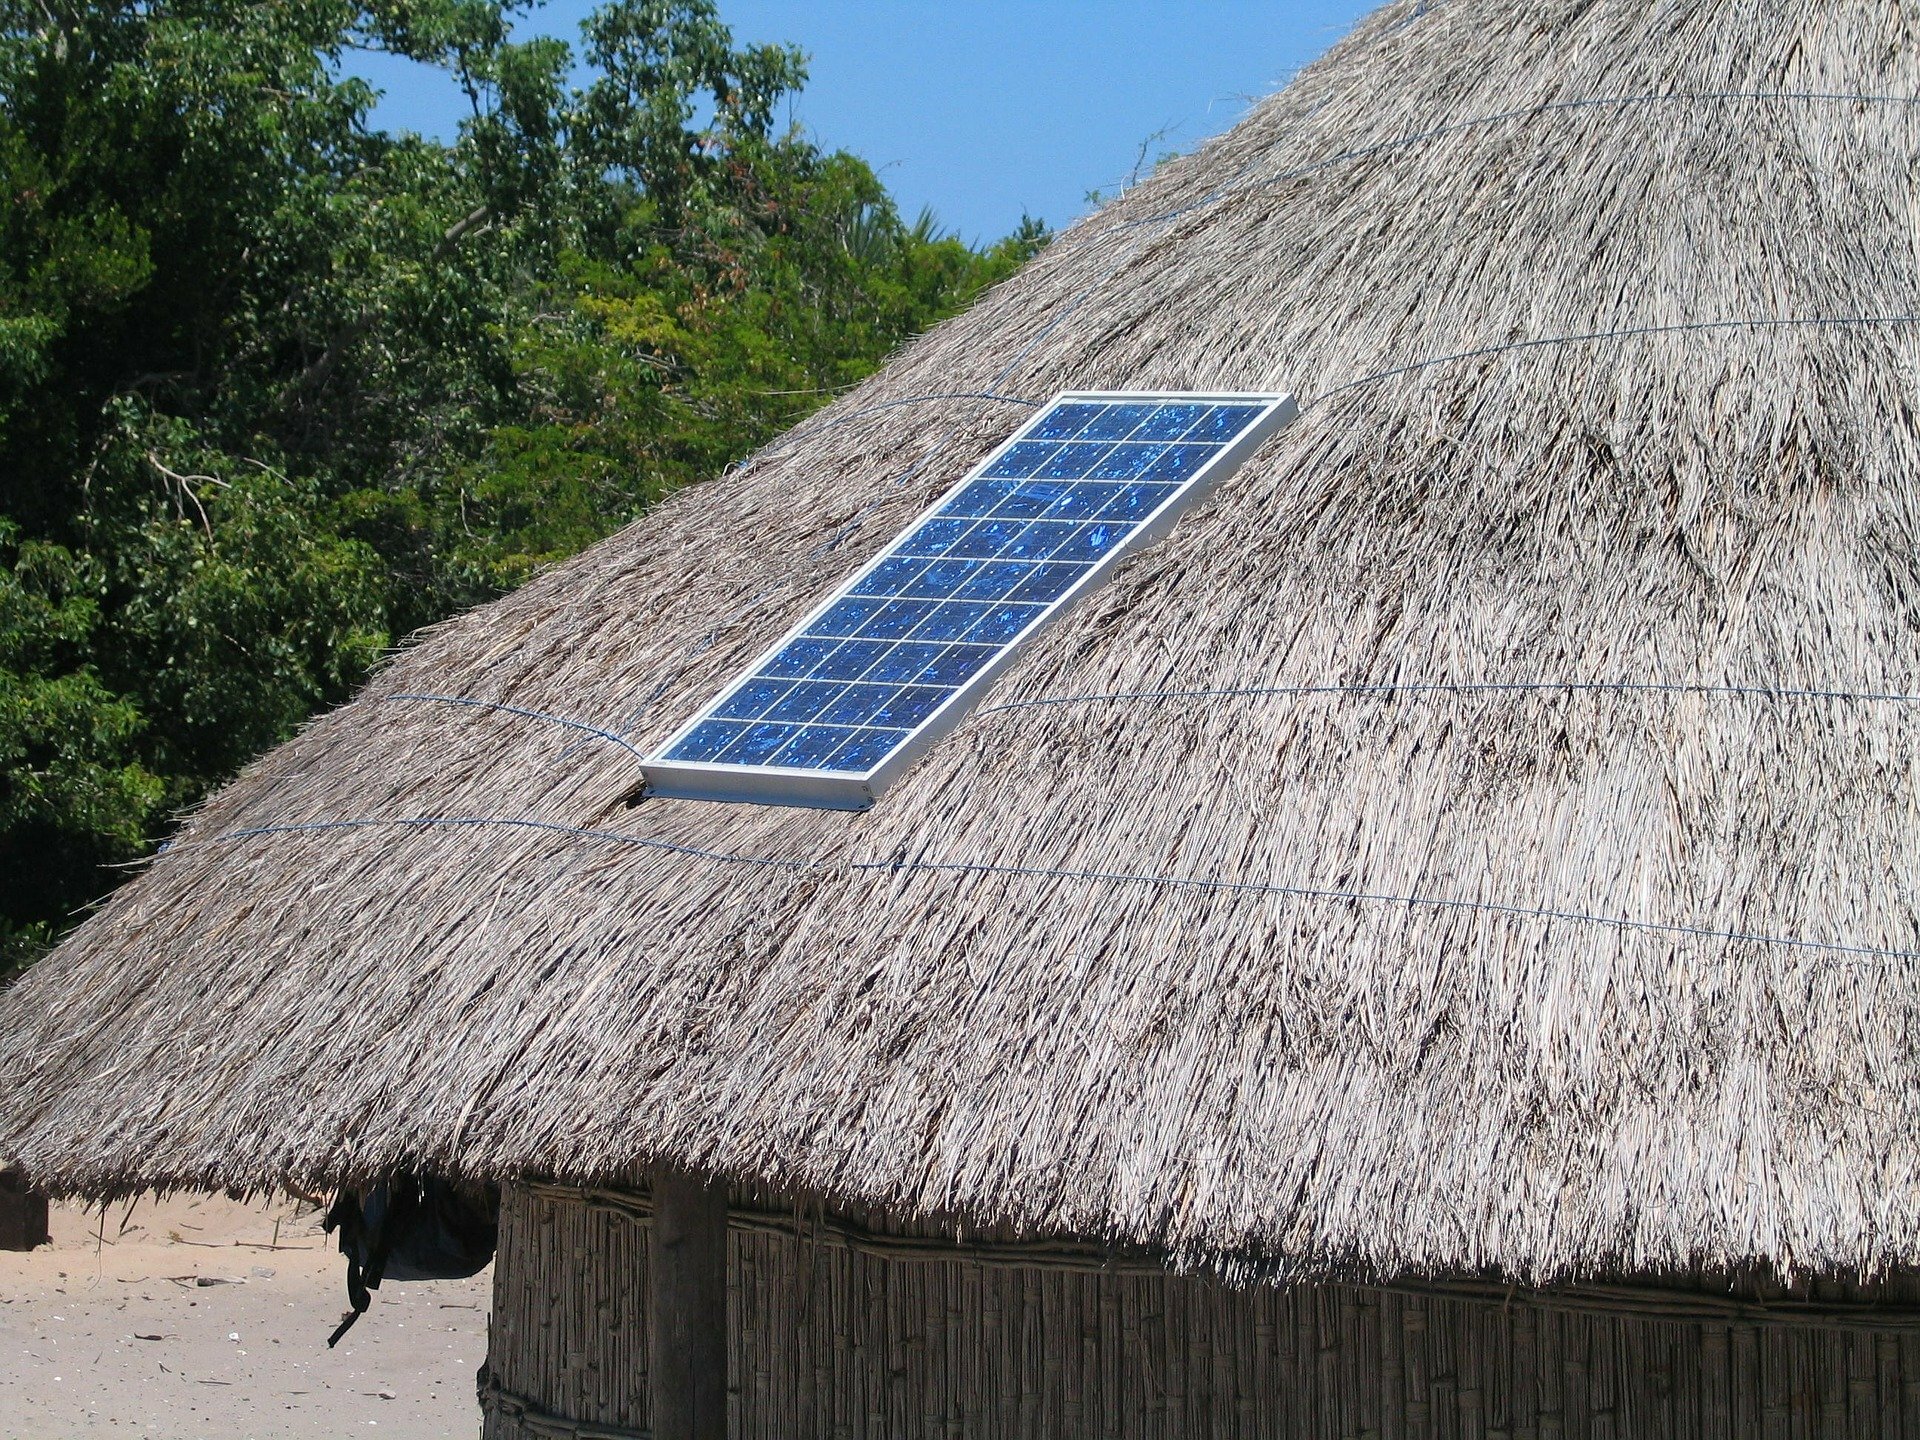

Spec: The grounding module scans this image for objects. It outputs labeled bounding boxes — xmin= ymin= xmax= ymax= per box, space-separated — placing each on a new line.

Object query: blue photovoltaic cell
xmin=655 ymin=394 xmax=1284 ymax=786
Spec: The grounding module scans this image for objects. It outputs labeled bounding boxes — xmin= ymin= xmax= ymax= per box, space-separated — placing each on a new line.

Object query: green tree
xmin=0 ymin=0 xmax=1048 ymax=970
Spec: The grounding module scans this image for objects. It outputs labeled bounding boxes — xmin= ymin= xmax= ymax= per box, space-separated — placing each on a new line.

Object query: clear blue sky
xmin=351 ymin=1 xmax=1377 ymax=245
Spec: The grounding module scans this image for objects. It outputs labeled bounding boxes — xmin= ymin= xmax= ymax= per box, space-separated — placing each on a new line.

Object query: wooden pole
xmin=649 ymin=1167 xmax=727 ymax=1440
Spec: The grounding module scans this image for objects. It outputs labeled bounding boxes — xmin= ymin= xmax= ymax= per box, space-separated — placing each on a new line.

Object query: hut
xmin=10 ymin=0 xmax=1920 ymax=1432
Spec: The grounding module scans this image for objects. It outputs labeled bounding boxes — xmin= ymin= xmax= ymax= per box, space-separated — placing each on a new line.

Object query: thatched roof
xmin=7 ymin=0 xmax=1920 ymax=1289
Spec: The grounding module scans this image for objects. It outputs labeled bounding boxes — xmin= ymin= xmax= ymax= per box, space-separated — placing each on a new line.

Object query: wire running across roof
xmin=642 ymin=391 xmax=1297 ymax=809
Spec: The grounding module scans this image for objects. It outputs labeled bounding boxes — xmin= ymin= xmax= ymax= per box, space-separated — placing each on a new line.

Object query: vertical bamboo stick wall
xmin=482 ymin=1182 xmax=1920 ymax=1439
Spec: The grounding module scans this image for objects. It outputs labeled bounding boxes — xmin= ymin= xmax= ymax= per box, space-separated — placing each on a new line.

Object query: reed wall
xmin=481 ymin=1182 xmax=1920 ymax=1439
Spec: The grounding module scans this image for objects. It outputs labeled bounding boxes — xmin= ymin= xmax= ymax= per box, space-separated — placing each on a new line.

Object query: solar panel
xmin=641 ymin=390 xmax=1297 ymax=808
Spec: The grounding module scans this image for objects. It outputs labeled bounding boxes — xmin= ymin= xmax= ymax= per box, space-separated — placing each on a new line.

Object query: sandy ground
xmin=0 ymin=1193 xmax=491 ymax=1439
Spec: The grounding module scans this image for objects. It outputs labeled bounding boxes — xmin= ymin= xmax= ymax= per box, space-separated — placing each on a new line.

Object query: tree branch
xmin=146 ymin=451 xmax=226 ymax=540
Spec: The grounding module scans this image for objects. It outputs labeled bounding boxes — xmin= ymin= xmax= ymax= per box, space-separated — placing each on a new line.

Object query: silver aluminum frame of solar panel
xmin=640 ymin=390 xmax=1298 ymax=809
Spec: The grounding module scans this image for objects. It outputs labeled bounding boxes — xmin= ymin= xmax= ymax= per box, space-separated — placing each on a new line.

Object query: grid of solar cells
xmin=660 ymin=398 xmax=1270 ymax=775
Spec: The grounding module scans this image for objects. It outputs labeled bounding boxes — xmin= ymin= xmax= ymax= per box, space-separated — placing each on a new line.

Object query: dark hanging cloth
xmin=323 ymin=1177 xmax=498 ymax=1346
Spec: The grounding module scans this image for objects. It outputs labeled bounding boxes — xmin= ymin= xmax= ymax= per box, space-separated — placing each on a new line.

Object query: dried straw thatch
xmin=6 ymin=0 xmax=1920 ymax=1293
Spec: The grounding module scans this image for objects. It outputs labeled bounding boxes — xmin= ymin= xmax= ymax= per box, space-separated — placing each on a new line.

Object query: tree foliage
xmin=0 ymin=0 xmax=1047 ymax=968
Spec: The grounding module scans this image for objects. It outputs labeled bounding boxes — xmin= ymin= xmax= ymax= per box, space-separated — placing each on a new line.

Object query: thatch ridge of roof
xmin=9 ymin=0 xmax=1920 ymax=1288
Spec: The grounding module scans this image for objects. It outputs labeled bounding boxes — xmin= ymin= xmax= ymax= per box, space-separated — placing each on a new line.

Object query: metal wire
xmin=1121 ymin=89 xmax=1920 ymax=233
xmin=1315 ymin=314 xmax=1920 ymax=401
xmin=706 ymin=309 xmax=1920 ymax=472
xmin=211 ymin=814 xmax=799 ymax=871
xmin=978 ymin=679 xmax=1920 ymax=719
xmin=369 ymin=678 xmax=1920 ymax=762
xmin=184 ymin=812 xmax=1920 ymax=967
xmin=780 ymin=389 xmax=1038 ymax=438
xmin=380 ymin=693 xmax=645 ymax=758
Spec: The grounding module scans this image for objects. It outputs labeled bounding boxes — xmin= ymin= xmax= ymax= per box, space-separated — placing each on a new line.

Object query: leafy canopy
xmin=0 ymin=0 xmax=1048 ymax=968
